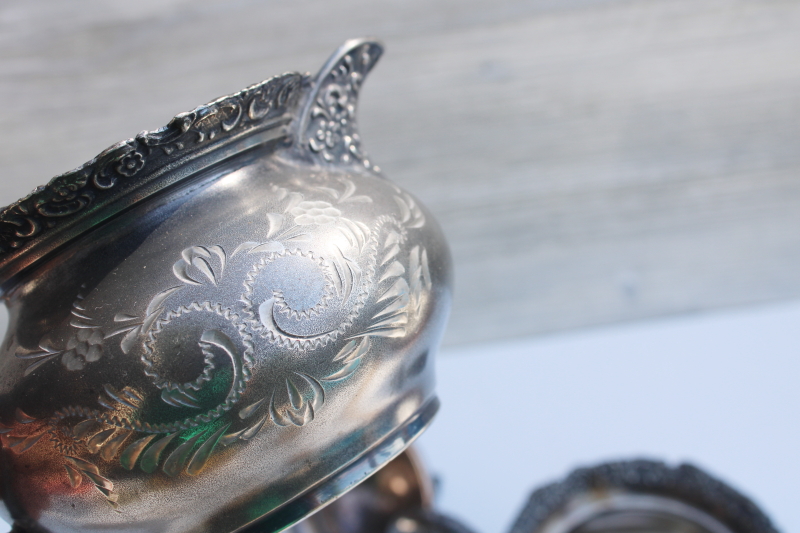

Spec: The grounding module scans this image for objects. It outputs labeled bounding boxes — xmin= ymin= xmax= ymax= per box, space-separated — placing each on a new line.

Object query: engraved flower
xmin=38 ymin=174 xmax=94 ymax=217
xmin=290 ymin=200 xmax=341 ymax=225
xmin=116 ymin=151 xmax=145 ymax=177
xmin=308 ymin=85 xmax=355 ymax=161
xmin=61 ymin=327 xmax=105 ymax=371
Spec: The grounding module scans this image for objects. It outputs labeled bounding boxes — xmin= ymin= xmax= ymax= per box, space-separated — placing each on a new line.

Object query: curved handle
xmin=294 ymin=38 xmax=384 ymax=172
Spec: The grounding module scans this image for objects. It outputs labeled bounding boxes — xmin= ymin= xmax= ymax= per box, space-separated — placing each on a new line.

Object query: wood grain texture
xmin=1 ymin=0 xmax=799 ymax=346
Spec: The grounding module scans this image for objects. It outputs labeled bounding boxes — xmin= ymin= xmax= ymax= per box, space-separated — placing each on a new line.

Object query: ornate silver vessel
xmin=0 ymin=39 xmax=452 ymax=533
xmin=510 ymin=460 xmax=779 ymax=533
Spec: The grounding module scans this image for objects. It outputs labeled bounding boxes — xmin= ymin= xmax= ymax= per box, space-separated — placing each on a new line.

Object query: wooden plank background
xmin=1 ymin=0 xmax=799 ymax=346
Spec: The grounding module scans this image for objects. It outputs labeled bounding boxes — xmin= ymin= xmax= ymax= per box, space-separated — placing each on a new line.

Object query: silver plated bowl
xmin=510 ymin=460 xmax=779 ymax=533
xmin=0 ymin=39 xmax=452 ymax=533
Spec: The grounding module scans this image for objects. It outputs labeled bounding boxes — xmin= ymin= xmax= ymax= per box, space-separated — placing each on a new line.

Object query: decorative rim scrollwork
xmin=0 ymin=39 xmax=387 ymax=284
xmin=0 ymin=40 xmax=421 ymax=516
xmin=0 ymin=71 xmax=305 ymax=265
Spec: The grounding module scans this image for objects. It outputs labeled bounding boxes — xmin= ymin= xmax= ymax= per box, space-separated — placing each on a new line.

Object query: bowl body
xmin=0 ymin=40 xmax=452 ymax=533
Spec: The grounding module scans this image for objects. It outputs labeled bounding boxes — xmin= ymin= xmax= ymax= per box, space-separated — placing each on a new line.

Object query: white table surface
xmin=416 ymin=299 xmax=800 ymax=533
xmin=2 ymin=299 xmax=798 ymax=532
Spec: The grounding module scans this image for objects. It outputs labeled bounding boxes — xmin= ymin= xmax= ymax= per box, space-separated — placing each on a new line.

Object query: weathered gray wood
xmin=1 ymin=0 xmax=799 ymax=346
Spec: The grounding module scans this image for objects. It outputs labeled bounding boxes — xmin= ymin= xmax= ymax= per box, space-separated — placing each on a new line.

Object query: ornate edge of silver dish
xmin=510 ymin=459 xmax=779 ymax=533
xmin=0 ymin=39 xmax=453 ymax=533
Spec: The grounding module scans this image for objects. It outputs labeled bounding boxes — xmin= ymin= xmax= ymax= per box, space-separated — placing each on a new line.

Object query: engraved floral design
xmin=61 ymin=327 xmax=105 ymax=371
xmin=309 ymin=85 xmax=355 ymax=161
xmin=4 ymin=175 xmax=433 ymax=503
xmin=290 ymin=200 xmax=341 ymax=225
xmin=14 ymin=291 xmax=110 ymax=375
xmin=116 ymin=152 xmax=145 ymax=177
xmin=306 ymin=42 xmax=382 ymax=170
xmin=1 ymin=42 xmax=438 ymax=511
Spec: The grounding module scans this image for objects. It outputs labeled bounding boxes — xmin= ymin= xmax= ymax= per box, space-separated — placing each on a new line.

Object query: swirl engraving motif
xmin=3 ymin=178 xmax=432 ymax=508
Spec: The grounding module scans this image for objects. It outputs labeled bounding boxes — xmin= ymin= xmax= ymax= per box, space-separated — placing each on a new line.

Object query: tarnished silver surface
xmin=0 ymin=39 xmax=452 ymax=533
xmin=283 ymin=447 xmax=433 ymax=533
xmin=509 ymin=460 xmax=779 ymax=533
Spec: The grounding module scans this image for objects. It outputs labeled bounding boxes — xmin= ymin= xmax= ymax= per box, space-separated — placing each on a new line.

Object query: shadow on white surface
xmin=2 ymin=300 xmax=798 ymax=532
xmin=416 ymin=300 xmax=800 ymax=533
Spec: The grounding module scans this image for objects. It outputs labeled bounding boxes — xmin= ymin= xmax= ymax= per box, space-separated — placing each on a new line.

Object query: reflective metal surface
xmin=531 ymin=493 xmax=735 ymax=533
xmin=281 ymin=447 xmax=432 ymax=533
xmin=0 ymin=39 xmax=452 ymax=533
xmin=510 ymin=460 xmax=779 ymax=533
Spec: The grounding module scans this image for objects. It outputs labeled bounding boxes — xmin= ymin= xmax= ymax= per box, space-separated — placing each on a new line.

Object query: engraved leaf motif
xmin=3 ymin=433 xmax=44 ymax=454
xmin=193 ymin=257 xmax=216 ymax=283
xmin=100 ymin=384 xmax=142 ymax=410
xmin=284 ymin=192 xmax=304 ymax=213
xmin=140 ymin=432 xmax=179 ymax=473
xmin=377 ymin=278 xmax=409 ymax=305
xmin=239 ymin=398 xmax=267 ymax=420
xmin=219 ymin=430 xmax=244 ymax=447
xmin=381 ymin=244 xmax=401 ymax=266
xmin=64 ymin=464 xmax=83 ymax=488
xmin=371 ymin=297 xmax=407 ymax=322
xmin=395 ymin=193 xmax=425 ymax=229
xmin=269 ymin=373 xmax=324 ymax=427
xmin=232 ymin=241 xmax=259 ymax=256
xmin=66 ymin=456 xmax=99 ymax=474
xmin=15 ymin=348 xmax=57 ymax=360
xmin=21 ymin=354 xmax=60 ymax=376
xmin=323 ymin=337 xmax=371 ymax=382
xmin=339 ymin=179 xmax=356 ymax=201
xmin=120 ymin=434 xmax=155 ymax=470
xmin=17 ymin=338 xmax=63 ymax=376
xmin=337 ymin=218 xmax=370 ymax=252
xmin=161 ymin=387 xmax=200 ymax=409
xmin=385 ymin=231 xmax=402 ymax=249
xmin=342 ymin=195 xmax=372 ymax=204
xmin=331 ymin=246 xmax=362 ymax=302
xmin=100 ymin=430 xmax=131 ymax=462
xmin=336 ymin=178 xmax=372 ymax=204
xmin=332 ymin=337 xmax=371 ymax=363
xmin=322 ymin=359 xmax=362 ymax=382
xmin=379 ymin=261 xmax=405 ymax=284
xmin=233 ymin=240 xmax=285 ymax=256
xmin=73 ymin=419 xmax=101 ymax=439
xmin=265 ymin=213 xmax=285 ymax=239
xmin=409 ymin=246 xmax=432 ymax=314
xmin=83 ymin=470 xmax=113 ymax=492
xmin=315 ymin=186 xmax=340 ymax=200
xmin=248 ymin=242 xmax=285 ymax=254
xmin=15 ymin=409 xmax=36 ymax=424
xmin=356 ymin=277 xmax=409 ymax=338
xmin=240 ymin=415 xmax=268 ymax=441
xmin=65 ymin=456 xmax=117 ymax=506
xmin=276 ymin=226 xmax=310 ymax=243
xmin=207 ymin=245 xmax=226 ymax=276
xmin=106 ymin=324 xmax=137 ymax=339
xmin=173 ymin=246 xmax=225 ymax=285
xmin=142 ymin=312 xmax=163 ymax=336
xmin=146 ymin=287 xmax=184 ymax=315
xmin=394 ymin=195 xmax=411 ymax=223
xmin=187 ymin=423 xmax=230 ymax=476
xmin=119 ymin=326 xmax=142 ymax=354
xmin=86 ymin=428 xmax=116 ymax=454
xmin=271 ymin=185 xmax=288 ymax=202
xmin=163 ymin=433 xmax=203 ymax=477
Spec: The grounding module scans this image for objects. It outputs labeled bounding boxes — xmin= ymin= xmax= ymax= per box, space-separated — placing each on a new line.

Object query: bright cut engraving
xmin=0 ymin=39 xmax=451 ymax=533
